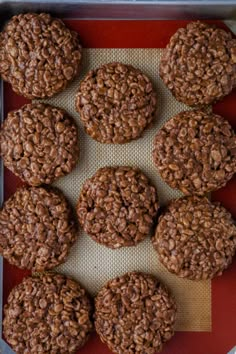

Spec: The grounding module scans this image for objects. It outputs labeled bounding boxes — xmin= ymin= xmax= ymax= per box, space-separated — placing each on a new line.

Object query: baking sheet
xmin=1 ymin=19 xmax=236 ymax=354
xmin=39 ymin=48 xmax=211 ymax=332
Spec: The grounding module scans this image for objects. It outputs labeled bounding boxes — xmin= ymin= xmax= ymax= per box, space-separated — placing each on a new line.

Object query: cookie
xmin=152 ymin=196 xmax=236 ymax=280
xmin=0 ymin=13 xmax=82 ymax=99
xmin=77 ymin=166 xmax=159 ymax=249
xmin=3 ymin=273 xmax=93 ymax=354
xmin=95 ymin=272 xmax=177 ymax=354
xmin=0 ymin=186 xmax=77 ymax=271
xmin=0 ymin=103 xmax=79 ymax=186
xmin=152 ymin=110 xmax=236 ymax=195
xmin=75 ymin=62 xmax=157 ymax=143
xmin=159 ymin=21 xmax=236 ymax=106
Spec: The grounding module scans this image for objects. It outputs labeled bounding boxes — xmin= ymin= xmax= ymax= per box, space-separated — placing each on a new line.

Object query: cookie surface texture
xmin=0 ymin=186 xmax=77 ymax=271
xmin=3 ymin=273 xmax=93 ymax=353
xmin=152 ymin=196 xmax=236 ymax=280
xmin=153 ymin=110 xmax=236 ymax=195
xmin=75 ymin=62 xmax=157 ymax=143
xmin=95 ymin=271 xmax=177 ymax=354
xmin=0 ymin=13 xmax=82 ymax=98
xmin=159 ymin=21 xmax=236 ymax=106
xmin=77 ymin=166 xmax=159 ymax=248
xmin=0 ymin=103 xmax=79 ymax=186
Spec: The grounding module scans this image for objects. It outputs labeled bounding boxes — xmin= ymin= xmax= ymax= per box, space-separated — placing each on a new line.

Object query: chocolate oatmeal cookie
xmin=152 ymin=110 xmax=236 ymax=195
xmin=159 ymin=21 xmax=236 ymax=106
xmin=0 ymin=186 xmax=77 ymax=271
xmin=77 ymin=166 xmax=159 ymax=248
xmin=0 ymin=103 xmax=79 ymax=186
xmin=75 ymin=62 xmax=157 ymax=143
xmin=95 ymin=272 xmax=177 ymax=354
xmin=152 ymin=196 xmax=236 ymax=280
xmin=3 ymin=273 xmax=93 ymax=353
xmin=0 ymin=13 xmax=82 ymax=99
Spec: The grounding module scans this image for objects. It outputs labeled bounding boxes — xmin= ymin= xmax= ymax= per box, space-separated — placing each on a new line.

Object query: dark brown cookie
xmin=75 ymin=62 xmax=157 ymax=144
xmin=153 ymin=110 xmax=236 ymax=195
xmin=0 ymin=103 xmax=79 ymax=186
xmin=3 ymin=273 xmax=93 ymax=354
xmin=159 ymin=21 xmax=236 ymax=106
xmin=152 ymin=196 xmax=236 ymax=280
xmin=0 ymin=13 xmax=82 ymax=99
xmin=0 ymin=186 xmax=77 ymax=271
xmin=77 ymin=166 xmax=159 ymax=249
xmin=95 ymin=272 xmax=177 ymax=354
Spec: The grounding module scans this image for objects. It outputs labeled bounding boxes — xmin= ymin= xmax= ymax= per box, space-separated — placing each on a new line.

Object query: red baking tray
xmin=2 ymin=20 xmax=236 ymax=354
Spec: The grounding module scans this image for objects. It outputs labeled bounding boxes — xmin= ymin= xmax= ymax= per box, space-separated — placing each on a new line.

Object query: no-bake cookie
xmin=95 ymin=272 xmax=177 ymax=354
xmin=75 ymin=62 xmax=157 ymax=143
xmin=159 ymin=21 xmax=236 ymax=106
xmin=3 ymin=273 xmax=93 ymax=353
xmin=0 ymin=103 xmax=79 ymax=186
xmin=153 ymin=110 xmax=236 ymax=195
xmin=77 ymin=166 xmax=159 ymax=248
xmin=0 ymin=13 xmax=82 ymax=99
xmin=152 ymin=196 xmax=236 ymax=280
xmin=0 ymin=186 xmax=77 ymax=271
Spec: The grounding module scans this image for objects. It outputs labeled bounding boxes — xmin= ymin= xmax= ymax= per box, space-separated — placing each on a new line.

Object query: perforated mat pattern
xmin=38 ymin=48 xmax=211 ymax=332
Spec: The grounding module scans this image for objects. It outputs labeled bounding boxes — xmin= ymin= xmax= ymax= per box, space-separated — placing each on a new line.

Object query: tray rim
xmin=1 ymin=1 xmax=236 ymax=22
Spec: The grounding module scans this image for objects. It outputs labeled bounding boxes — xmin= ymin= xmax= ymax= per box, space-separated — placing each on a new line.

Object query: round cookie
xmin=0 ymin=13 xmax=82 ymax=99
xmin=159 ymin=21 xmax=236 ymax=106
xmin=152 ymin=110 xmax=236 ymax=195
xmin=0 ymin=186 xmax=77 ymax=271
xmin=3 ymin=273 xmax=93 ymax=354
xmin=75 ymin=62 xmax=157 ymax=144
xmin=95 ymin=272 xmax=177 ymax=354
xmin=0 ymin=103 xmax=79 ymax=186
xmin=77 ymin=166 xmax=159 ymax=249
xmin=152 ymin=196 xmax=236 ymax=280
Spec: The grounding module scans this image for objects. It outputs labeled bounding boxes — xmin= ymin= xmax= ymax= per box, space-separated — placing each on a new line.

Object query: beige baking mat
xmin=38 ymin=48 xmax=211 ymax=332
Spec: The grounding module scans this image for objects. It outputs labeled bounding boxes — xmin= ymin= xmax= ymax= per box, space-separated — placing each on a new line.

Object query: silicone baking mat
xmin=1 ymin=20 xmax=236 ymax=354
xmin=39 ymin=47 xmax=211 ymax=333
